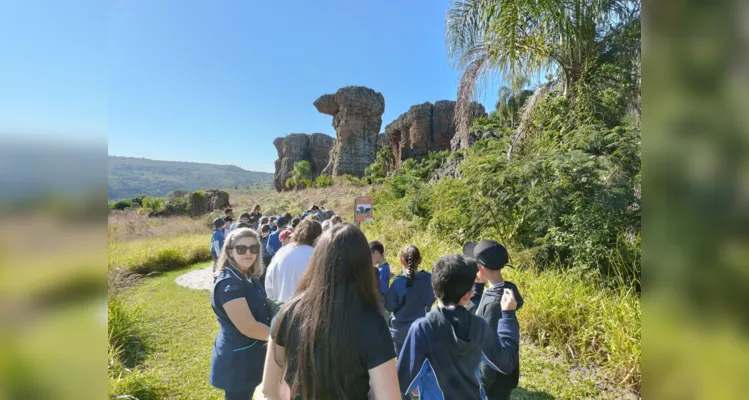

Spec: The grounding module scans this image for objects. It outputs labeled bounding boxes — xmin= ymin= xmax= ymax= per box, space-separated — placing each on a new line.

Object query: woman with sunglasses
xmin=210 ymin=228 xmax=271 ymax=400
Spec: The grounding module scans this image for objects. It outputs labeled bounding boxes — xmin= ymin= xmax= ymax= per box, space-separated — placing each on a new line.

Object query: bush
xmin=335 ymin=174 xmax=369 ymax=186
xmin=312 ymin=174 xmax=333 ymax=188
xmin=110 ymin=199 xmax=133 ymax=211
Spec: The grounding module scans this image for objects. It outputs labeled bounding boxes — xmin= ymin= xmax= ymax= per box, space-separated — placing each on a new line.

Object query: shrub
xmin=335 ymin=174 xmax=369 ymax=186
xmin=110 ymin=199 xmax=133 ymax=211
xmin=312 ymin=174 xmax=333 ymax=188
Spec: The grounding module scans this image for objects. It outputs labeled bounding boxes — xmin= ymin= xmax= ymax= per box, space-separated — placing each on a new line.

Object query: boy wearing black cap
xmin=463 ymin=240 xmax=524 ymax=400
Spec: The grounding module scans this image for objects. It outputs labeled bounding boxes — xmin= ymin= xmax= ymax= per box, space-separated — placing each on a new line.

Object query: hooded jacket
xmin=397 ymin=306 xmax=519 ymax=400
xmin=474 ymin=281 xmax=524 ymax=398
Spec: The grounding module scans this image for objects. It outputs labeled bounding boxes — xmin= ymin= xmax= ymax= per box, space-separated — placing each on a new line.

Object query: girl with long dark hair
xmin=261 ymin=223 xmax=400 ymax=400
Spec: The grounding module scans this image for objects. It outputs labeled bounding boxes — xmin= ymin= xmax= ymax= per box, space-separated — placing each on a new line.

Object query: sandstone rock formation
xmin=386 ymin=100 xmax=486 ymax=168
xmin=188 ymin=189 xmax=230 ymax=217
xmin=314 ymin=86 xmax=385 ymax=177
xmin=273 ymin=133 xmax=335 ymax=192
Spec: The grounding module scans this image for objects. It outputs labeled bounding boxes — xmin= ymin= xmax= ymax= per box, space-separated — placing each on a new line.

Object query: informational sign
xmin=354 ymin=196 xmax=373 ymax=222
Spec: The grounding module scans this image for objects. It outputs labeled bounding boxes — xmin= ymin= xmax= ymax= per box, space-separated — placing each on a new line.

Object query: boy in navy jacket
xmin=397 ymin=255 xmax=519 ymax=400
xmin=464 ymin=240 xmax=524 ymax=400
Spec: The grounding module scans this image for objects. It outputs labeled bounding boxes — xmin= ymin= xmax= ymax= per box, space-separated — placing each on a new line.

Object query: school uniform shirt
xmin=264 ymin=243 xmax=314 ymax=302
xmin=209 ymin=265 xmax=271 ymax=392
xmin=270 ymin=304 xmax=396 ymax=400
xmin=397 ymin=306 xmax=519 ymax=400
xmin=474 ymin=281 xmax=524 ymax=399
xmin=385 ymin=271 xmax=435 ymax=349
xmin=265 ymin=228 xmax=283 ymax=257
xmin=210 ymin=229 xmax=225 ymax=256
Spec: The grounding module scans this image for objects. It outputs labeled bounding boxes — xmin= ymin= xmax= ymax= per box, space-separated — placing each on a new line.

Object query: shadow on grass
xmin=512 ymin=387 xmax=556 ymax=400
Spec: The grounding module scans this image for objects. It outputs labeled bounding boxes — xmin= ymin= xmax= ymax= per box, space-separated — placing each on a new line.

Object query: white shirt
xmin=264 ymin=243 xmax=314 ymax=302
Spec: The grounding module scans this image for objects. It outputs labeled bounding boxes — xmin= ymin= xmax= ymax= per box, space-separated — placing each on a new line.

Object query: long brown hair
xmin=401 ymin=244 xmax=422 ymax=288
xmin=272 ymin=223 xmax=380 ymax=399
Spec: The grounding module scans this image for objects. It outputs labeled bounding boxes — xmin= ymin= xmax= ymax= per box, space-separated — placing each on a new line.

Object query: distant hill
xmin=108 ymin=156 xmax=273 ymax=200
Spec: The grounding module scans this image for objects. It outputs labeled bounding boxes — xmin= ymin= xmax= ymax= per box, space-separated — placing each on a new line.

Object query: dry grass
xmin=108 ymin=210 xmax=209 ymax=242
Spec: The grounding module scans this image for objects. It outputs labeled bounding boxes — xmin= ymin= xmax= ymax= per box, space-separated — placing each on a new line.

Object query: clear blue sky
xmin=0 ymin=0 xmax=504 ymax=173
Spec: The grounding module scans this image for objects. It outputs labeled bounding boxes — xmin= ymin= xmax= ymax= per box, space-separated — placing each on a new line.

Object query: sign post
xmin=354 ymin=196 xmax=373 ymax=228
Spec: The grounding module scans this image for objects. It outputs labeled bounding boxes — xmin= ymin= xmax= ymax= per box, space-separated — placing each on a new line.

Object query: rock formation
xmin=314 ymin=86 xmax=385 ymax=177
xmin=188 ymin=189 xmax=230 ymax=217
xmin=386 ymin=100 xmax=486 ymax=168
xmin=272 ymin=133 xmax=335 ymax=192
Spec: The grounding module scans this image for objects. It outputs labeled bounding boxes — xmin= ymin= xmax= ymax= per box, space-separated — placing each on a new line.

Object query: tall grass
xmin=108 ymin=210 xmax=209 ymax=242
xmin=361 ymin=216 xmax=641 ymax=389
xmin=108 ymin=233 xmax=211 ymax=273
xmin=108 ymin=295 xmax=167 ymax=399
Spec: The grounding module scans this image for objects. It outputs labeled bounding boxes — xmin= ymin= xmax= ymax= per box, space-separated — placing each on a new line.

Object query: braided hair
xmin=400 ymin=245 xmax=422 ymax=288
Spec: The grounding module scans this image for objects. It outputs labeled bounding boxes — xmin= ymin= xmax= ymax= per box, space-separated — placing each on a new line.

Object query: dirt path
xmin=175 ymin=265 xmax=214 ymax=291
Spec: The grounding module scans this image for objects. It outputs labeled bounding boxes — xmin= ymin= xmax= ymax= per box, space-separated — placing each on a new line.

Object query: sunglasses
xmin=233 ymin=244 xmax=260 ymax=255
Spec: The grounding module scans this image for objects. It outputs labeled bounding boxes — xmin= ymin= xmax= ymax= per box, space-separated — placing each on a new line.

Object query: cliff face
xmin=272 ymin=133 xmax=335 ymax=192
xmin=385 ymin=100 xmax=486 ymax=167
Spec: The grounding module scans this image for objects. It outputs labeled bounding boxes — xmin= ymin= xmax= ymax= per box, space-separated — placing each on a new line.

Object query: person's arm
xmin=481 ymin=289 xmax=519 ymax=374
xmin=378 ymin=265 xmax=390 ymax=295
xmin=513 ymin=284 xmax=524 ymax=310
xmin=265 ymin=259 xmax=277 ymax=300
xmin=369 ymin=358 xmax=400 ymax=400
xmin=384 ymin=279 xmax=403 ymax=312
xmin=261 ymin=337 xmax=288 ymax=400
xmin=223 ymin=298 xmax=270 ymax=340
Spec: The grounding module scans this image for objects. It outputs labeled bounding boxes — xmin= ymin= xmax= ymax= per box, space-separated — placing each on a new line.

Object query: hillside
xmin=108 ymin=156 xmax=273 ymax=200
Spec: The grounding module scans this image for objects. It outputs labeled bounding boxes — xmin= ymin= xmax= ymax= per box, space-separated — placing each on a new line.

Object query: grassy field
xmin=111 ymin=263 xmax=635 ymax=400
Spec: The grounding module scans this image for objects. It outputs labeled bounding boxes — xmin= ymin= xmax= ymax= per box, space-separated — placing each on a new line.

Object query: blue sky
xmin=0 ymin=0 xmax=504 ymax=173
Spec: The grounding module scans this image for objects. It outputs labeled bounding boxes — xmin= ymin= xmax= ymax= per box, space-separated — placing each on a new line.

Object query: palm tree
xmin=285 ymin=160 xmax=312 ymax=191
xmin=447 ymin=0 xmax=641 ymax=148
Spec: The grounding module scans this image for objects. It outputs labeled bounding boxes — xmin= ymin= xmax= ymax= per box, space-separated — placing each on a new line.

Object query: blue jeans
xmin=224 ymin=389 xmax=253 ymax=400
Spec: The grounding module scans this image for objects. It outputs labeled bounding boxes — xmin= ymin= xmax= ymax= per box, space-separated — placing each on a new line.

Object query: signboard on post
xmin=354 ymin=196 xmax=373 ymax=223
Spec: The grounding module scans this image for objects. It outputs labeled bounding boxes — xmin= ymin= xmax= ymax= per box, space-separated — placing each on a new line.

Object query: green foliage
xmin=285 ymin=160 xmax=313 ymax=191
xmin=335 ymin=174 xmax=369 ymax=187
xmin=311 ymin=173 xmax=334 ymax=188
xmin=110 ymin=199 xmax=133 ymax=211
xmin=364 ymin=146 xmax=396 ymax=183
xmin=137 ymin=196 xmax=166 ymax=215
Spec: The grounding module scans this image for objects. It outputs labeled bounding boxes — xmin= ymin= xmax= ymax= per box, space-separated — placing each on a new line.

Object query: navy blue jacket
xmin=209 ymin=265 xmax=270 ymax=392
xmin=396 ymin=306 xmax=519 ymax=400
xmin=474 ymin=281 xmax=524 ymax=399
xmin=385 ymin=271 xmax=435 ymax=348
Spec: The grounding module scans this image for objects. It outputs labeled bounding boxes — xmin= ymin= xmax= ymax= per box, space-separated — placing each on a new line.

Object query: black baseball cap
xmin=462 ymin=240 xmax=510 ymax=270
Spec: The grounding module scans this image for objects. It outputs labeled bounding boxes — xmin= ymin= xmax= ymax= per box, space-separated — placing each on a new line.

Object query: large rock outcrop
xmin=315 ymin=86 xmax=385 ymax=177
xmin=386 ymin=100 xmax=486 ymax=167
xmin=188 ymin=190 xmax=230 ymax=217
xmin=273 ymin=133 xmax=335 ymax=192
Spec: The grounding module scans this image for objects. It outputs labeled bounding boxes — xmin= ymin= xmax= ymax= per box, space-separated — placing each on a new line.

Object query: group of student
xmin=208 ymin=203 xmax=523 ymax=400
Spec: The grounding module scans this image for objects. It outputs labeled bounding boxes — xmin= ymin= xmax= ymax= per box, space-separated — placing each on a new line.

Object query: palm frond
xmin=506 ymin=81 xmax=553 ymax=161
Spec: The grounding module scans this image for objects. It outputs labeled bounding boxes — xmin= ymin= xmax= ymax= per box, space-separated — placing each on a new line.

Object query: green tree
xmin=447 ymin=0 xmax=641 ymax=145
xmin=285 ymin=160 xmax=312 ymax=191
